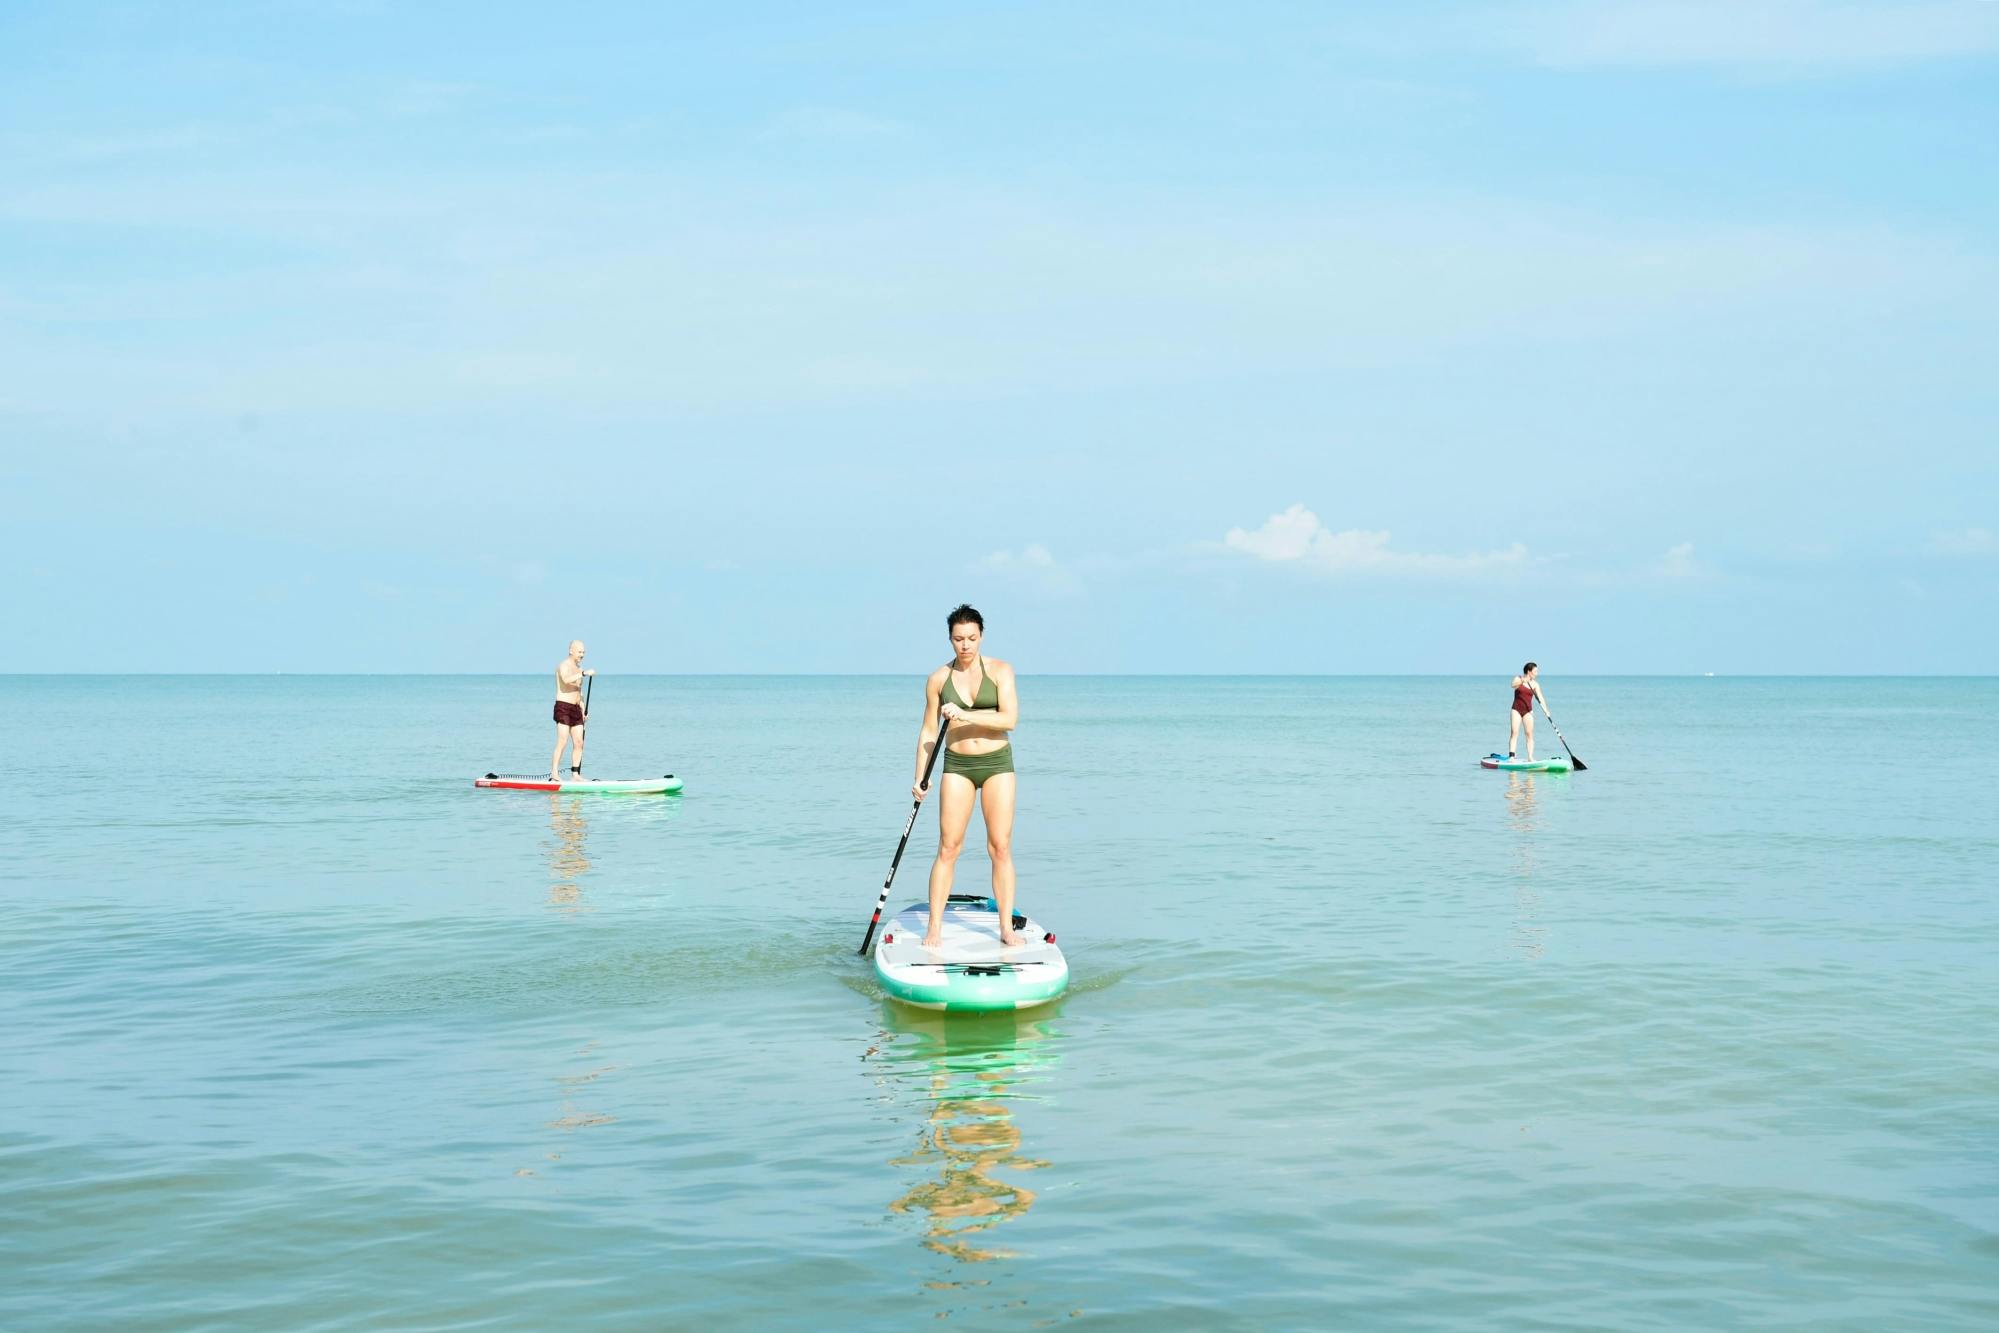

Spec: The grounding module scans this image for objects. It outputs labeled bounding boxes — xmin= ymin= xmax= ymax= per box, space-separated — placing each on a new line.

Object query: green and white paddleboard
xmin=476 ymin=773 xmax=683 ymax=794
xmin=873 ymin=896 xmax=1069 ymax=1013
xmin=1480 ymin=754 xmax=1571 ymax=772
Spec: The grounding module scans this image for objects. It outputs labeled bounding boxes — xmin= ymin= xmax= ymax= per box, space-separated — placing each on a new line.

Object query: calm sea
xmin=3 ymin=675 xmax=1995 ymax=1329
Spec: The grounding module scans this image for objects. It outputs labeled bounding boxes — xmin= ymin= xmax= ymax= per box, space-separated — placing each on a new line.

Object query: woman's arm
xmin=942 ymin=661 xmax=1020 ymax=731
xmin=914 ymin=673 xmax=945 ymax=786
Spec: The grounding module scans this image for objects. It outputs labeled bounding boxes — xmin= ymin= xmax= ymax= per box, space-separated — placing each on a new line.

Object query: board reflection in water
xmin=874 ymin=1007 xmax=1062 ymax=1266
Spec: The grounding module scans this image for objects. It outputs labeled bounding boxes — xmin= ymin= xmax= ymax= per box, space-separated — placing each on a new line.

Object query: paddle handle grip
xmin=858 ymin=719 xmax=949 ymax=957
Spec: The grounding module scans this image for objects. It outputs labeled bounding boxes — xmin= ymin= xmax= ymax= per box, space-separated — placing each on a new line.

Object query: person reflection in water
xmin=548 ymin=797 xmax=591 ymax=911
xmin=887 ymin=1062 xmax=1047 ymax=1262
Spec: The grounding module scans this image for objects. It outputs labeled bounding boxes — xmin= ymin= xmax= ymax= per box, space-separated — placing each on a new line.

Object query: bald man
xmin=550 ymin=640 xmax=595 ymax=781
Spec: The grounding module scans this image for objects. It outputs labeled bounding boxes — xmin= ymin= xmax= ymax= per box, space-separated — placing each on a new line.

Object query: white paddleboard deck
xmin=874 ymin=896 xmax=1069 ymax=1012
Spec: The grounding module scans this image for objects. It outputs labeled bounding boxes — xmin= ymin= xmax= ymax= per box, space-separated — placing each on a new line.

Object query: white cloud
xmin=1497 ymin=0 xmax=1999 ymax=70
xmin=1222 ymin=505 xmax=1530 ymax=579
xmin=1930 ymin=526 xmax=1994 ymax=557
xmin=980 ymin=542 xmax=1059 ymax=571
xmin=976 ymin=543 xmax=1080 ymax=595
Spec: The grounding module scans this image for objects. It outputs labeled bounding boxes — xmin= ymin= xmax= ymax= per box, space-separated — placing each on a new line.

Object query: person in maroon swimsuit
xmin=1507 ymin=662 xmax=1549 ymax=761
xmin=549 ymin=640 xmax=595 ymax=781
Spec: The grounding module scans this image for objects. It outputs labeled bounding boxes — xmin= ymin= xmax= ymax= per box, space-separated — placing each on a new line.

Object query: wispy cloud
xmin=759 ymin=106 xmax=915 ymax=143
xmin=1493 ymin=0 xmax=1999 ymax=71
xmin=1657 ymin=541 xmax=1707 ymax=578
xmin=383 ymin=81 xmax=485 ymax=118
xmin=1929 ymin=526 xmax=1995 ymax=557
xmin=0 ymin=124 xmax=240 ymax=166
xmin=1221 ymin=504 xmax=1530 ymax=579
xmin=1 ymin=168 xmax=1988 ymax=417
xmin=975 ymin=543 xmax=1080 ymax=596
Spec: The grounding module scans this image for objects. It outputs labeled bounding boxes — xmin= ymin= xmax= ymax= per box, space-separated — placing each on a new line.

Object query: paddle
xmin=1539 ymin=701 xmax=1587 ymax=771
xmin=858 ymin=718 xmax=949 ymax=957
xmin=575 ymin=672 xmax=594 ymax=774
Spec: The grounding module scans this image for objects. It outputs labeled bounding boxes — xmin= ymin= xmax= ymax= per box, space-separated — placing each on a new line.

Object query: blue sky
xmin=4 ymin=0 xmax=1995 ymax=673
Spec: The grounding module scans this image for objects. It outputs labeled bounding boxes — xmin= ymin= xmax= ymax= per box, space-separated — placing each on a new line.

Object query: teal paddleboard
xmin=476 ymin=773 xmax=684 ymax=794
xmin=1480 ymin=754 xmax=1571 ymax=772
xmin=873 ymin=896 xmax=1068 ymax=1012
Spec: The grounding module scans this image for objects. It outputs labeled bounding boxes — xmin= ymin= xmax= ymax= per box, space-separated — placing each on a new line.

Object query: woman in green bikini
xmin=914 ymin=604 xmax=1021 ymax=949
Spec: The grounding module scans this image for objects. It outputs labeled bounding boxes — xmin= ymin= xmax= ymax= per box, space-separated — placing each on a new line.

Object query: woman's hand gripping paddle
xmin=1540 ymin=701 xmax=1587 ymax=771
xmin=859 ymin=719 xmax=948 ymax=957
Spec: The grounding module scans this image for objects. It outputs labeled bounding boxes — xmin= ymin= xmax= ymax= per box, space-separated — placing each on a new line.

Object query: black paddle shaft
xmin=1540 ymin=702 xmax=1587 ymax=771
xmin=858 ymin=719 xmax=949 ymax=957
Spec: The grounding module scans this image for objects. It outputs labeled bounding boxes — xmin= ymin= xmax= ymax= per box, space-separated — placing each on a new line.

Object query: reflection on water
xmin=543 ymin=793 xmax=683 ymax=912
xmin=516 ymin=1039 xmax=618 ymax=1181
xmin=547 ymin=796 xmax=592 ymax=912
xmin=1504 ymin=774 xmax=1546 ymax=960
xmin=1503 ymin=770 xmax=1541 ymax=832
xmin=869 ymin=1006 xmax=1061 ymax=1272
xmin=546 ymin=1039 xmax=619 ymax=1132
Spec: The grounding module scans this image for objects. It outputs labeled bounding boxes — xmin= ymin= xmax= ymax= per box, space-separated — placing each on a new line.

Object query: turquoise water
xmin=4 ymin=675 xmax=1996 ymax=1329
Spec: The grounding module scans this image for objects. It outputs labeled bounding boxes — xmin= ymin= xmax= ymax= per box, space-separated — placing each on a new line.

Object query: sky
xmin=3 ymin=0 xmax=1995 ymax=673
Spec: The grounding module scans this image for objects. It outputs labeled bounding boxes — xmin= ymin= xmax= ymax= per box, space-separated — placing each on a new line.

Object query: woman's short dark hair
xmin=948 ymin=604 xmax=984 ymax=632
xmin=1522 ymin=661 xmax=1538 ymax=674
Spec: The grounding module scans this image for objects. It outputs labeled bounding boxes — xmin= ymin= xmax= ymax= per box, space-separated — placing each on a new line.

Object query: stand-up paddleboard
xmin=874 ymin=895 xmax=1068 ymax=1013
xmin=1480 ymin=754 xmax=1571 ymax=772
xmin=476 ymin=772 xmax=683 ymax=794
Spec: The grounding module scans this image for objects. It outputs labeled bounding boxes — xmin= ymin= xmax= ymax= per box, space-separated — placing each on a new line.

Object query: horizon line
xmin=8 ymin=672 xmax=1994 ymax=680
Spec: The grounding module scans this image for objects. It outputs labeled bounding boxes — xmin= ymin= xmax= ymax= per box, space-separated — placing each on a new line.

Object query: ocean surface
xmin=3 ymin=675 xmax=1996 ymax=1330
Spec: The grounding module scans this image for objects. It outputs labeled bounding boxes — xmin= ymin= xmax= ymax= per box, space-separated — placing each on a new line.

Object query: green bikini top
xmin=941 ymin=657 xmax=999 ymax=711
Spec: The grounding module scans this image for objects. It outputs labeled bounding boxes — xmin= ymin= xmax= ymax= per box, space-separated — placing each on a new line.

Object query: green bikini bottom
xmin=942 ymin=743 xmax=1014 ymax=789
